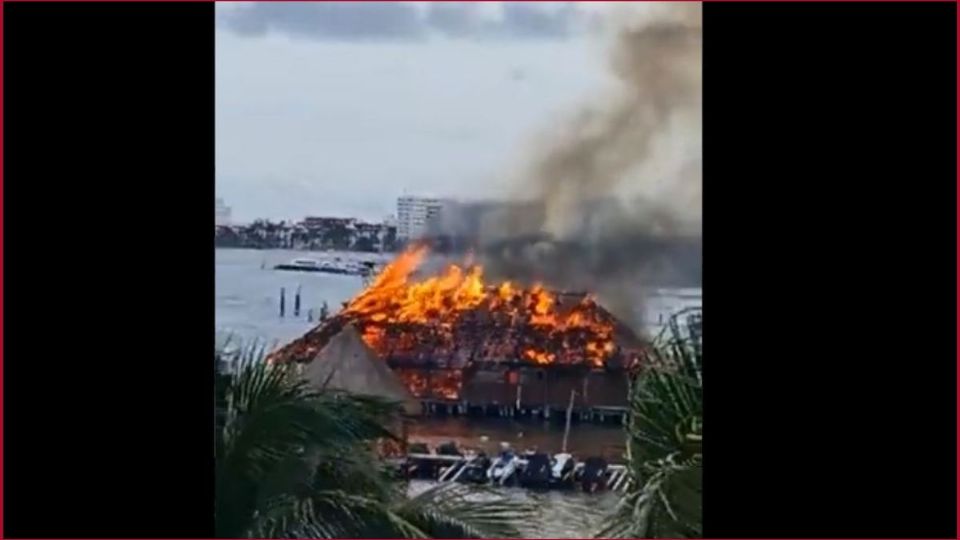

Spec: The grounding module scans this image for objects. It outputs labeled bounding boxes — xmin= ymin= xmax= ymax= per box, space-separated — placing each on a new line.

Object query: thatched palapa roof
xmin=299 ymin=324 xmax=420 ymax=415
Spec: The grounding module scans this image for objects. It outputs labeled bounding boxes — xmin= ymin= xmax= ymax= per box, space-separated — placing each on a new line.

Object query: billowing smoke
xmin=479 ymin=3 xmax=702 ymax=329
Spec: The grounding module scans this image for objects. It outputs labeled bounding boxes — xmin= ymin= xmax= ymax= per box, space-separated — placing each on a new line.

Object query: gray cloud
xmin=220 ymin=2 xmax=425 ymax=41
xmin=218 ymin=2 xmax=591 ymax=42
xmin=498 ymin=3 xmax=578 ymax=39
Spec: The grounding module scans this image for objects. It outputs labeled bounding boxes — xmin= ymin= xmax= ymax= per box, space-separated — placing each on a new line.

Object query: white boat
xmin=273 ymin=257 xmax=361 ymax=275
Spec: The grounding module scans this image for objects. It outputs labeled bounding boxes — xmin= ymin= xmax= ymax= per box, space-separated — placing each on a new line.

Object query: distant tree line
xmin=215 ymin=218 xmax=399 ymax=253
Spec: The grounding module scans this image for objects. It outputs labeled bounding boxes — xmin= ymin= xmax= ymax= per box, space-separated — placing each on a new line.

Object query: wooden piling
xmin=561 ymin=390 xmax=576 ymax=453
xmin=294 ymin=285 xmax=301 ymax=317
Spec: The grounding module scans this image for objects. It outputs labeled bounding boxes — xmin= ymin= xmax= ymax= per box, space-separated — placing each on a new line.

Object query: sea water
xmin=216 ymin=247 xmax=699 ymax=537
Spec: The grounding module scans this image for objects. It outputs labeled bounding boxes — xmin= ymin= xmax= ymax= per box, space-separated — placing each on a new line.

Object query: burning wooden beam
xmin=268 ymin=246 xmax=647 ymax=409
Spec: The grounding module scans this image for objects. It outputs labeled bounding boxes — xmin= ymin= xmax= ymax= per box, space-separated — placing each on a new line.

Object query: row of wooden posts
xmin=279 ymin=286 xmax=329 ymax=322
xmin=418 ymin=393 xmax=628 ymax=426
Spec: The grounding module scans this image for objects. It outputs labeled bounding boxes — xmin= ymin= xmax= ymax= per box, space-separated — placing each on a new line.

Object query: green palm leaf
xmin=599 ymin=309 xmax=703 ymax=539
xmin=216 ymin=343 xmax=530 ymax=539
xmin=394 ymin=483 xmax=537 ymax=538
xmin=216 ymin=346 xmax=402 ymax=537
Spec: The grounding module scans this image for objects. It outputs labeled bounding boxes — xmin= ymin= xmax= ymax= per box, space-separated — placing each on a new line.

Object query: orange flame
xmin=340 ymin=246 xmax=618 ymax=370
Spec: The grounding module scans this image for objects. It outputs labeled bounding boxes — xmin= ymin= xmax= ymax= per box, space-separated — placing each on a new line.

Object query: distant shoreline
xmin=214 ymin=246 xmax=703 ymax=289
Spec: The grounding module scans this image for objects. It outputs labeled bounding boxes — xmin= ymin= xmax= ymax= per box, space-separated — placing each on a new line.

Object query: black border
xmin=4 ymin=2 xmax=214 ymax=537
xmin=2 ymin=1 xmax=957 ymax=538
xmin=704 ymin=2 xmax=956 ymax=538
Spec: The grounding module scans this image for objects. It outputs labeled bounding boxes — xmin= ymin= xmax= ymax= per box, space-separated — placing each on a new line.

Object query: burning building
xmin=269 ymin=245 xmax=645 ymax=417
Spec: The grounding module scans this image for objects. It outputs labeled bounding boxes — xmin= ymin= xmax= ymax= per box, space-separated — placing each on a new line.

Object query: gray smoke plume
xmin=479 ymin=3 xmax=702 ymax=329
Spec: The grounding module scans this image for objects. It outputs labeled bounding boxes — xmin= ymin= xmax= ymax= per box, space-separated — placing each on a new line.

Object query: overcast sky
xmin=216 ymin=2 xmax=620 ymax=223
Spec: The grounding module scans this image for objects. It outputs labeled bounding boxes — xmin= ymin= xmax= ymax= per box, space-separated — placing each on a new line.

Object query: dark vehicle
xmin=518 ymin=453 xmax=553 ymax=489
xmin=407 ymin=442 xmax=430 ymax=455
xmin=436 ymin=441 xmax=462 ymax=456
xmin=404 ymin=442 xmax=436 ymax=479
xmin=457 ymin=453 xmax=491 ymax=484
xmin=579 ymin=456 xmax=608 ymax=493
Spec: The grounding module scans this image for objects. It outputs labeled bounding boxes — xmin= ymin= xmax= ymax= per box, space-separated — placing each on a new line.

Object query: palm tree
xmin=215 ymin=344 xmax=533 ymax=538
xmin=598 ymin=309 xmax=702 ymax=538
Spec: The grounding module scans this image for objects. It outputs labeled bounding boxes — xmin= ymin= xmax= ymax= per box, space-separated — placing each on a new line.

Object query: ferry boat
xmin=273 ymin=257 xmax=353 ymax=275
xmin=274 ymin=257 xmax=380 ymax=276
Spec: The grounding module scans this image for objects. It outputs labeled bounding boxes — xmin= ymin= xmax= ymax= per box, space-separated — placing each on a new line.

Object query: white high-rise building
xmin=396 ymin=195 xmax=446 ymax=240
xmin=215 ymin=198 xmax=232 ymax=226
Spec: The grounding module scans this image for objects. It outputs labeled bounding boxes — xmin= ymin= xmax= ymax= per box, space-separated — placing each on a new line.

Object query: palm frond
xmin=599 ymin=309 xmax=702 ymax=539
xmin=597 ymin=455 xmax=702 ymax=538
xmin=216 ymin=343 xmax=537 ymax=539
xmin=311 ymin=443 xmax=400 ymax=503
xmin=629 ymin=309 xmax=702 ymax=464
xmin=253 ymin=491 xmax=406 ymax=539
xmin=394 ymin=483 xmax=537 ymax=539
xmin=216 ymin=345 xmax=402 ymax=538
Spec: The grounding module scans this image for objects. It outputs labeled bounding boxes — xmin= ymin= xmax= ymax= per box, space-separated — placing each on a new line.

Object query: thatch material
xmin=301 ymin=324 xmax=420 ymax=416
xmin=271 ymin=291 xmax=643 ymax=368
xmin=268 ymin=287 xmax=645 ymax=406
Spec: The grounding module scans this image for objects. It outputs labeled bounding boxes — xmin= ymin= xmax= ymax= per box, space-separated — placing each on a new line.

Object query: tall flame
xmin=340 ymin=245 xmax=618 ymax=368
